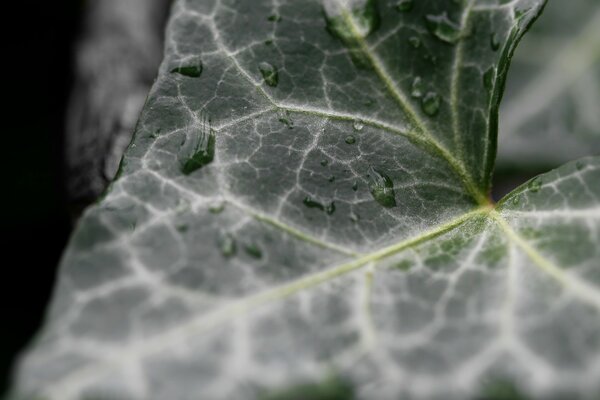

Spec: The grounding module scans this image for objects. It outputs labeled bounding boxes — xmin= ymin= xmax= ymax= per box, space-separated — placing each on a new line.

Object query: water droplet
xmin=395 ymin=0 xmax=414 ymax=12
xmin=411 ymin=76 xmax=423 ymax=98
xmin=303 ymin=196 xmax=325 ymax=211
xmin=179 ymin=111 xmax=216 ymax=174
xmin=277 ymin=109 xmax=294 ymax=129
xmin=219 ymin=233 xmax=236 ymax=257
xmin=345 ymin=135 xmax=356 ymax=144
xmin=421 ymin=92 xmax=440 ymax=116
xmin=408 ymin=36 xmax=421 ymax=48
xmin=349 ymin=211 xmax=360 ymax=222
xmin=259 ymin=61 xmax=278 ymax=87
xmin=353 ymin=120 xmax=364 ymax=131
xmin=576 ymin=161 xmax=585 ymax=171
xmin=490 ymin=32 xmax=500 ymax=51
xmin=170 ymin=59 xmax=203 ymax=78
xmin=425 ymin=12 xmax=462 ymax=44
xmin=328 ymin=175 xmax=336 ymax=183
xmin=176 ymin=224 xmax=188 ymax=233
xmin=352 ymin=181 xmax=358 ymax=191
xmin=511 ymin=196 xmax=520 ymax=206
xmin=267 ymin=14 xmax=281 ymax=22
xmin=244 ymin=243 xmax=263 ymax=259
xmin=528 ymin=177 xmax=542 ymax=193
xmin=264 ymin=39 xmax=274 ymax=46
xmin=321 ymin=159 xmax=329 ymax=167
xmin=394 ymin=260 xmax=413 ymax=271
xmin=209 ymin=201 xmax=226 ymax=214
xmin=326 ymin=202 xmax=336 ymax=215
xmin=368 ymin=167 xmax=396 ymax=208
xmin=483 ymin=67 xmax=495 ymax=90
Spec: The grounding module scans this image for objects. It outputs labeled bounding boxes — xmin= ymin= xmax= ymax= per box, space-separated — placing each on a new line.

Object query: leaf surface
xmin=12 ymin=0 xmax=600 ymax=399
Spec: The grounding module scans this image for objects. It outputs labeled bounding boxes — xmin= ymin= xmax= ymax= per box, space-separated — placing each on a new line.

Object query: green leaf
xmin=498 ymin=0 xmax=600 ymax=169
xmin=11 ymin=1 xmax=600 ymax=399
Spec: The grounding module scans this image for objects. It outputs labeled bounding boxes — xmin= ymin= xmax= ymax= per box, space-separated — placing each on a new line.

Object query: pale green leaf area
xmin=498 ymin=0 xmax=600 ymax=169
xmin=10 ymin=0 xmax=600 ymax=399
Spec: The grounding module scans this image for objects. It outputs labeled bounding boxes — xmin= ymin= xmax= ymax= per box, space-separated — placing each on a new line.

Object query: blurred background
xmin=1 ymin=0 xmax=598 ymax=394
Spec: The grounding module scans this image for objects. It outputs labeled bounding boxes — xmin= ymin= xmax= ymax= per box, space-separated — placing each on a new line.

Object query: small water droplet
xmin=179 ymin=111 xmax=216 ymax=175
xmin=321 ymin=159 xmax=329 ymax=167
xmin=349 ymin=211 xmax=360 ymax=222
xmin=328 ymin=175 xmax=336 ymax=183
xmin=352 ymin=181 xmax=358 ymax=191
xmin=267 ymin=14 xmax=281 ymax=22
xmin=411 ymin=76 xmax=423 ymax=98
xmin=325 ymin=201 xmax=336 ymax=215
xmin=259 ymin=62 xmax=278 ymax=87
xmin=576 ymin=161 xmax=585 ymax=171
xmin=303 ymin=196 xmax=325 ymax=211
xmin=528 ymin=177 xmax=542 ymax=193
xmin=277 ymin=109 xmax=294 ymax=129
xmin=421 ymin=92 xmax=440 ymax=116
xmin=394 ymin=260 xmax=413 ymax=271
xmin=264 ymin=39 xmax=274 ymax=46
xmin=219 ymin=233 xmax=236 ymax=257
xmin=395 ymin=0 xmax=414 ymax=12
xmin=171 ymin=59 xmax=203 ymax=78
xmin=425 ymin=12 xmax=462 ymax=44
xmin=244 ymin=243 xmax=263 ymax=259
xmin=408 ymin=36 xmax=421 ymax=48
xmin=368 ymin=167 xmax=396 ymax=208
xmin=345 ymin=135 xmax=356 ymax=144
xmin=483 ymin=67 xmax=495 ymax=90
xmin=353 ymin=120 xmax=364 ymax=131
xmin=490 ymin=32 xmax=500 ymax=51
xmin=176 ymin=224 xmax=188 ymax=233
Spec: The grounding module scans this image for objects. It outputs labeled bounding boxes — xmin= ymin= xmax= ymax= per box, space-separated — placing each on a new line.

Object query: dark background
xmin=1 ymin=0 xmax=82 ymax=393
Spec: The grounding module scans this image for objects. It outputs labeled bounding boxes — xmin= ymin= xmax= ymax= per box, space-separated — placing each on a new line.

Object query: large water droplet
xmin=244 ymin=243 xmax=263 ymax=259
xmin=219 ymin=233 xmax=236 ymax=257
xmin=483 ymin=67 xmax=495 ymax=90
xmin=421 ymin=92 xmax=440 ymax=116
xmin=528 ymin=177 xmax=542 ymax=193
xmin=395 ymin=0 xmax=414 ymax=12
xmin=411 ymin=76 xmax=423 ymax=98
xmin=179 ymin=111 xmax=216 ymax=174
xmin=353 ymin=120 xmax=364 ymax=131
xmin=277 ymin=109 xmax=294 ymax=129
xmin=259 ymin=62 xmax=279 ymax=87
xmin=368 ymin=167 xmax=396 ymax=208
xmin=171 ymin=59 xmax=203 ymax=78
xmin=408 ymin=36 xmax=421 ymax=48
xmin=345 ymin=135 xmax=356 ymax=144
xmin=425 ymin=12 xmax=462 ymax=44
xmin=490 ymin=32 xmax=500 ymax=51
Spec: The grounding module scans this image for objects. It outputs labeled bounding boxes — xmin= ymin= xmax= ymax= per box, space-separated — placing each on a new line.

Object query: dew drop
xmin=176 ymin=224 xmax=188 ymax=233
xmin=324 ymin=0 xmax=380 ymax=42
xmin=328 ymin=175 xmax=336 ymax=183
xmin=411 ymin=76 xmax=423 ymax=98
xmin=325 ymin=201 xmax=336 ymax=215
xmin=408 ymin=36 xmax=421 ymax=48
xmin=244 ymin=243 xmax=263 ymax=259
xmin=277 ymin=109 xmax=294 ymax=129
xmin=368 ymin=167 xmax=396 ymax=208
xmin=170 ymin=59 xmax=203 ymax=78
xmin=264 ymin=39 xmax=274 ymax=46
xmin=179 ymin=111 xmax=216 ymax=175
xmin=259 ymin=61 xmax=278 ymax=87
xmin=353 ymin=120 xmax=364 ymax=131
xmin=394 ymin=260 xmax=413 ymax=271
xmin=349 ymin=211 xmax=360 ymax=223
xmin=345 ymin=135 xmax=356 ymax=144
xmin=425 ymin=12 xmax=462 ymax=44
xmin=352 ymin=181 xmax=358 ymax=191
xmin=321 ymin=159 xmax=329 ymax=167
xmin=483 ymin=67 xmax=495 ymax=90
xmin=490 ymin=32 xmax=500 ymax=51
xmin=303 ymin=196 xmax=325 ymax=211
xmin=421 ymin=92 xmax=440 ymax=116
xmin=528 ymin=177 xmax=542 ymax=193
xmin=209 ymin=201 xmax=226 ymax=214
xmin=219 ymin=233 xmax=236 ymax=257
xmin=267 ymin=14 xmax=282 ymax=22
xmin=395 ymin=0 xmax=414 ymax=12
xmin=576 ymin=161 xmax=585 ymax=171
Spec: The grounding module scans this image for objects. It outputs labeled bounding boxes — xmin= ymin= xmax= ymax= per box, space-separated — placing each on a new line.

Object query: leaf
xmin=498 ymin=0 xmax=600 ymax=170
xmin=11 ymin=0 xmax=600 ymax=399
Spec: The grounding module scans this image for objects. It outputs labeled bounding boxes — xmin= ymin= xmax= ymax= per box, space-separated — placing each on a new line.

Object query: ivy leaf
xmin=498 ymin=0 xmax=600 ymax=170
xmin=11 ymin=0 xmax=600 ymax=399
